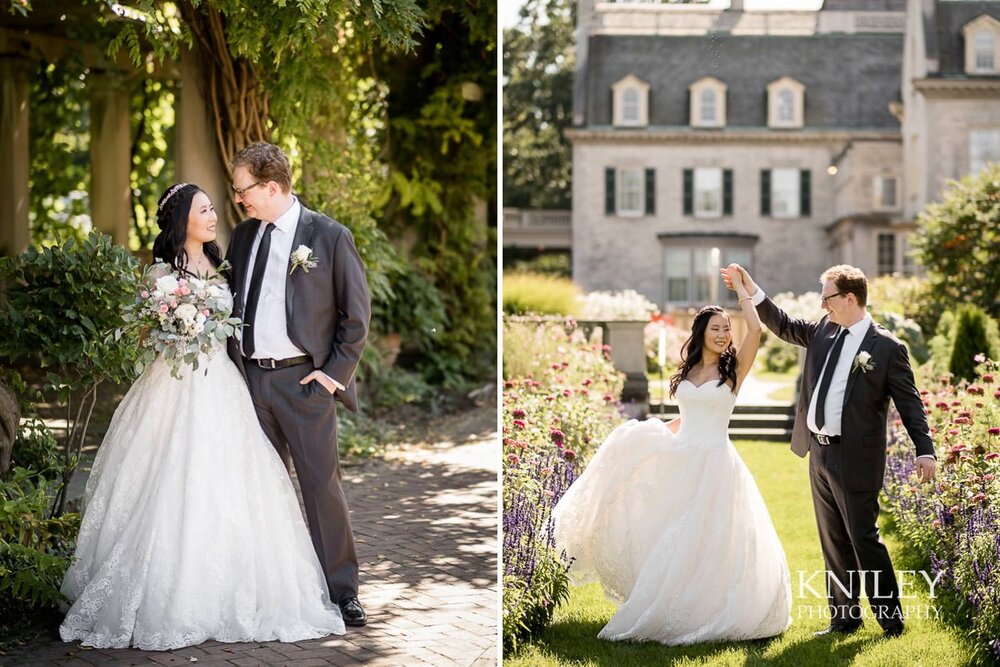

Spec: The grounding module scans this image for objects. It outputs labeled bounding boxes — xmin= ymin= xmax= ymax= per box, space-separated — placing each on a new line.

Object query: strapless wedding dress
xmin=553 ymin=379 xmax=791 ymax=644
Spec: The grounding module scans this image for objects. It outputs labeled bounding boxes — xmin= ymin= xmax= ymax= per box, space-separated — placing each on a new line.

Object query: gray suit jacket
xmin=757 ymin=296 xmax=934 ymax=492
xmin=226 ymin=205 xmax=371 ymax=413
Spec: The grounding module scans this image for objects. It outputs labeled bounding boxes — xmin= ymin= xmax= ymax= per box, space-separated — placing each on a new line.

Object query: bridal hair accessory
xmin=159 ymin=183 xmax=191 ymax=211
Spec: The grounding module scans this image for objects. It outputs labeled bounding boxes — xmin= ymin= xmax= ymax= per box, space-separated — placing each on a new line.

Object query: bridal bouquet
xmin=116 ymin=261 xmax=242 ymax=379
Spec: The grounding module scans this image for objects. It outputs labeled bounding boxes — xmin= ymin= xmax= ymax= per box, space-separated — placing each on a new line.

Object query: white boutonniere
xmin=852 ymin=351 xmax=875 ymax=374
xmin=290 ymin=245 xmax=319 ymax=274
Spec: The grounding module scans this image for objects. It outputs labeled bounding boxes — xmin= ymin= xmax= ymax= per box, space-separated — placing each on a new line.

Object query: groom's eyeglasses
xmin=232 ymin=181 xmax=264 ymax=198
xmin=820 ymin=292 xmax=845 ymax=306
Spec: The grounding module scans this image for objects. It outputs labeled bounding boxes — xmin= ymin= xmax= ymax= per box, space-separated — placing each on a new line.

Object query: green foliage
xmin=506 ymin=252 xmax=572 ymax=278
xmin=374 ymin=0 xmax=498 ymax=388
xmin=0 ymin=233 xmax=142 ymax=515
xmin=504 ymin=273 xmax=580 ymax=317
xmin=0 ymin=467 xmax=81 ymax=643
xmin=911 ymin=163 xmax=1000 ymax=323
xmin=503 ymin=0 xmax=575 ymax=209
xmin=949 ymin=305 xmax=997 ymax=383
xmin=128 ymin=77 xmax=176 ymax=250
xmin=867 ymin=276 xmax=930 ymax=363
xmin=27 ymin=59 xmax=91 ymax=248
xmin=10 ymin=419 xmax=63 ymax=477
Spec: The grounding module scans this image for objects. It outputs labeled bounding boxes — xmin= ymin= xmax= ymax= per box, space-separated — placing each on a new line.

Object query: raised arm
xmin=722 ymin=265 xmax=820 ymax=348
xmin=725 ymin=266 xmax=761 ymax=394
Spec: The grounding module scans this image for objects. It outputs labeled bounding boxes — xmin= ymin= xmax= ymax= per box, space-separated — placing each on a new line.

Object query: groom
xmin=225 ymin=142 xmax=371 ymax=627
xmin=724 ymin=264 xmax=935 ymax=638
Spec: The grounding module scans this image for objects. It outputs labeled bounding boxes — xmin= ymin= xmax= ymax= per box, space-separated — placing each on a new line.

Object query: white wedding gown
xmin=59 ymin=287 xmax=345 ymax=650
xmin=553 ymin=379 xmax=791 ymax=645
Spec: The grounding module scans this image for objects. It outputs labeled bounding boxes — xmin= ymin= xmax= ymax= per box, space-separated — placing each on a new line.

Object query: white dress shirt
xmin=751 ymin=288 xmax=933 ymax=459
xmin=242 ymin=197 xmax=343 ymax=391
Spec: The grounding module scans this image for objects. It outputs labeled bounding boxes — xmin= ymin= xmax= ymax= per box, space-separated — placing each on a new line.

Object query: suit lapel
xmin=285 ymin=206 xmax=315 ymax=325
xmin=235 ymin=220 xmax=263 ymax=311
xmin=842 ymin=322 xmax=878 ymax=408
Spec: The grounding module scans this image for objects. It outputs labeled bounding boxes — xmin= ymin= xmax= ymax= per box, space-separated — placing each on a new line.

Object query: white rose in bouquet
xmin=175 ymin=303 xmax=199 ymax=323
xmin=155 ymin=274 xmax=180 ymax=295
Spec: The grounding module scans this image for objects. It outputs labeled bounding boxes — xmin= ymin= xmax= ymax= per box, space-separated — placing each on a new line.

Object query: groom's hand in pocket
xmin=300 ymin=370 xmax=339 ymax=395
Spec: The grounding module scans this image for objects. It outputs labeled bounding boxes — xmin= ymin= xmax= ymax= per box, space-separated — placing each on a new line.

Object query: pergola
xmin=0 ymin=2 xmax=231 ymax=256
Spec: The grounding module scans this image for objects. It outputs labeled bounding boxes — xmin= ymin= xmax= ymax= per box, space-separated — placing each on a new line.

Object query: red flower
xmin=563 ymin=449 xmax=577 ymax=461
xmin=603 ymin=394 xmax=614 ymax=402
xmin=935 ymin=402 xmax=950 ymax=411
xmin=562 ymin=389 xmax=572 ymax=397
xmin=582 ymin=378 xmax=593 ymax=386
xmin=512 ymin=409 xmax=526 ymax=419
xmin=953 ymin=417 xmax=971 ymax=425
xmin=507 ymin=454 xmax=520 ymax=465
xmin=986 ymin=452 xmax=1000 ymax=461
xmin=971 ymin=492 xmax=988 ymax=504
xmin=550 ymin=429 xmax=565 ymax=446
xmin=968 ymin=385 xmax=985 ymax=396
xmin=983 ymin=374 xmax=995 ymax=384
xmin=513 ymin=419 xmax=526 ymax=429
xmin=989 ymin=428 xmax=1000 ymax=436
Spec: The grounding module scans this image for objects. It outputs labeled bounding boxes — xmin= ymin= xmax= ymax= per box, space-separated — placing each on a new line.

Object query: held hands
xmin=721 ymin=264 xmax=758 ymax=299
xmin=916 ymin=457 xmax=937 ymax=483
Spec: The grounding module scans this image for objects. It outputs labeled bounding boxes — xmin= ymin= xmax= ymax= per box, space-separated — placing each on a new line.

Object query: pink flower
xmin=563 ymin=449 xmax=577 ymax=462
xmin=201 ymin=310 xmax=210 ymax=317
xmin=971 ymin=492 xmax=988 ymax=504
xmin=986 ymin=452 xmax=1000 ymax=461
xmin=603 ymin=394 xmax=614 ymax=402
xmin=506 ymin=454 xmax=520 ymax=465
xmin=953 ymin=417 xmax=971 ymax=425
xmin=159 ymin=304 xmax=169 ymax=314
xmin=512 ymin=419 xmax=526 ymax=429
xmin=948 ymin=429 xmax=960 ymax=436
xmin=932 ymin=519 xmax=941 ymax=529
xmin=984 ymin=374 xmax=995 ymax=384
xmin=140 ymin=290 xmax=150 ymax=299
xmin=968 ymin=385 xmax=985 ymax=396
xmin=989 ymin=428 xmax=1000 ymax=436
xmin=550 ymin=429 xmax=565 ymax=446
xmin=512 ymin=409 xmax=526 ymax=419
xmin=975 ymin=353 xmax=987 ymax=364
xmin=540 ymin=466 xmax=553 ymax=476
xmin=562 ymin=389 xmax=572 ymax=397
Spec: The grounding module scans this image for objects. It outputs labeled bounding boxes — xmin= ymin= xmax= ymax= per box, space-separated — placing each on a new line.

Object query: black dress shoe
xmin=883 ymin=624 xmax=904 ymax=638
xmin=813 ymin=623 xmax=862 ymax=637
xmin=339 ymin=597 xmax=367 ymax=627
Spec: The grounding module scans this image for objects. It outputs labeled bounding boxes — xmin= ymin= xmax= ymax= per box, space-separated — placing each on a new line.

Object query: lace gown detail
xmin=553 ymin=379 xmax=792 ymax=645
xmin=59 ymin=287 xmax=345 ymax=650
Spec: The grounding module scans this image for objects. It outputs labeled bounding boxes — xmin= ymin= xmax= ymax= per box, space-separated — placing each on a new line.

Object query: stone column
xmin=0 ymin=56 xmax=32 ymax=256
xmin=89 ymin=69 xmax=132 ymax=246
xmin=175 ymin=49 xmax=230 ymax=250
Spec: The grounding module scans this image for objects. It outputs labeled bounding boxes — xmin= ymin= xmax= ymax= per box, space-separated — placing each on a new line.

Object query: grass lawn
xmin=506 ymin=440 xmax=991 ymax=666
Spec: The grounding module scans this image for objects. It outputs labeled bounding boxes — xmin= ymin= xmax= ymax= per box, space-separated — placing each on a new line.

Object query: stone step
xmin=648 ymin=403 xmax=795 ymax=416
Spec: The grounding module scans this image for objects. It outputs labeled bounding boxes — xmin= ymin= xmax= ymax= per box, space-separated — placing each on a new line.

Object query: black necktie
xmin=243 ymin=223 xmax=276 ymax=358
xmin=815 ymin=329 xmax=848 ymax=432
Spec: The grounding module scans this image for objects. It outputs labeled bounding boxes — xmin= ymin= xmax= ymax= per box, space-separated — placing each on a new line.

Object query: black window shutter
xmin=800 ymin=169 xmax=811 ymax=217
xmin=683 ymin=169 xmax=693 ymax=215
xmin=605 ymin=168 xmax=616 ymax=215
xmin=645 ymin=168 xmax=655 ymax=215
xmin=723 ymin=169 xmax=733 ymax=216
xmin=761 ymin=169 xmax=771 ymax=216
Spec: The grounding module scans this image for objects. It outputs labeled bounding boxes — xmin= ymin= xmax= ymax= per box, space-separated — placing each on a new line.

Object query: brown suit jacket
xmin=226 ymin=205 xmax=371 ymax=412
xmin=757 ymin=296 xmax=934 ymax=492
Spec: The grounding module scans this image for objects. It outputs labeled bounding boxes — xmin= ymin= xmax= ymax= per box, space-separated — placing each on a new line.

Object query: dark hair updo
xmin=668 ymin=304 xmax=739 ymax=398
xmin=151 ymin=183 xmax=223 ymax=275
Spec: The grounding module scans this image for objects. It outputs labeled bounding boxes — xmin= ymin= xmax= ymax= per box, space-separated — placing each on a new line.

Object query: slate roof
xmin=583 ymin=33 xmax=903 ymax=129
xmin=931 ymin=1 xmax=1000 ymax=75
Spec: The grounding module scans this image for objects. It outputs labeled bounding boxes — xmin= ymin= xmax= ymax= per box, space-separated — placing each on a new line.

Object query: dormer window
xmin=689 ymin=77 xmax=726 ymax=128
xmin=767 ymin=77 xmax=805 ymax=129
xmin=963 ymin=15 xmax=1000 ymax=74
xmin=612 ymin=75 xmax=650 ymax=128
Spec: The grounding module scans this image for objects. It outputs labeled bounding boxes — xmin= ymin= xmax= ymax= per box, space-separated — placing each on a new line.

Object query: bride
xmin=553 ymin=266 xmax=791 ymax=645
xmin=59 ymin=183 xmax=345 ymax=650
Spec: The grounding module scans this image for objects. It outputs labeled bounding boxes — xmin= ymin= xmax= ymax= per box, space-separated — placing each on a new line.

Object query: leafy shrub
xmin=760 ymin=291 xmax=822 ymax=374
xmin=950 ymin=305 xmax=997 ymax=383
xmin=0 ymin=233 xmax=142 ymax=515
xmin=0 ymin=467 xmax=81 ymax=646
xmin=503 ymin=273 xmax=579 ymax=316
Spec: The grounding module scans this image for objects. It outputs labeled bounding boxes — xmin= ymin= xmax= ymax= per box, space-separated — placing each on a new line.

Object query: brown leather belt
xmin=246 ymin=355 xmax=311 ymax=370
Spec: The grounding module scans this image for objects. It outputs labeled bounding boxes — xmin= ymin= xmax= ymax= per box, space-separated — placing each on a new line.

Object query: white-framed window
xmin=771 ymin=168 xmax=800 ymax=218
xmin=873 ymin=175 xmax=899 ymax=210
xmin=963 ymin=15 xmax=1000 ymax=74
xmin=618 ymin=168 xmax=644 ymax=216
xmin=689 ymin=77 xmax=727 ymax=128
xmin=767 ymin=76 xmax=805 ymax=129
xmin=662 ymin=244 xmax=754 ymax=307
xmin=970 ymin=129 xmax=1000 ymax=175
xmin=694 ymin=168 xmax=723 ymax=218
xmin=612 ymin=75 xmax=650 ymax=128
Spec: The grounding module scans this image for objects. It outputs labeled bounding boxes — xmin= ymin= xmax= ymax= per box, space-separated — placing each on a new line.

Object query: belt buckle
xmin=257 ymin=358 xmax=276 ymax=370
xmin=816 ymin=434 xmax=831 ymax=446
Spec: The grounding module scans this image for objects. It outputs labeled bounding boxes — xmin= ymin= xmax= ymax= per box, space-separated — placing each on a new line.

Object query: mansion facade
xmin=568 ymin=0 xmax=1000 ymax=309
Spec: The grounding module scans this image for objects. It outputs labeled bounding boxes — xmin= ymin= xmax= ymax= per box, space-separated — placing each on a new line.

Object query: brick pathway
xmin=2 ymin=431 xmax=498 ymax=666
